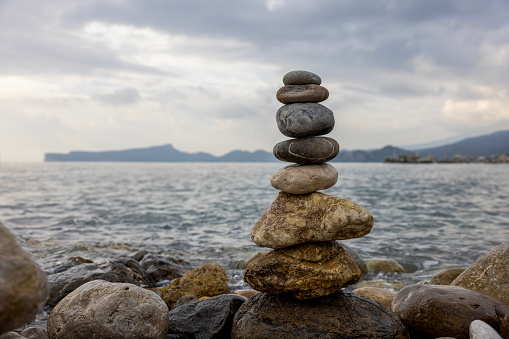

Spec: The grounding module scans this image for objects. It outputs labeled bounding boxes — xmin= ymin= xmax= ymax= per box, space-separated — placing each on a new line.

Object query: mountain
xmin=44 ymin=130 xmax=509 ymax=162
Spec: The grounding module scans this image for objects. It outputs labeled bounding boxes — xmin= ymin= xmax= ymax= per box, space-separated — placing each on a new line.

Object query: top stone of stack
xmin=283 ymin=70 xmax=321 ymax=86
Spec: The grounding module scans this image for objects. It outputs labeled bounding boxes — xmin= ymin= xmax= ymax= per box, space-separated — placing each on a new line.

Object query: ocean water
xmin=1 ymin=162 xmax=508 ymax=287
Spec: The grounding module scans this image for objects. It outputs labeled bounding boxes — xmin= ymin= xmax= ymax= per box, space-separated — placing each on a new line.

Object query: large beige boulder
xmin=270 ymin=163 xmax=338 ymax=194
xmin=0 ymin=222 xmax=49 ymax=333
xmin=451 ymin=242 xmax=509 ymax=307
xmin=251 ymin=192 xmax=374 ymax=249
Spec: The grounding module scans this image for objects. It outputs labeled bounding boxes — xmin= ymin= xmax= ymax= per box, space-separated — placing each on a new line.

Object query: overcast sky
xmin=1 ymin=0 xmax=509 ymax=162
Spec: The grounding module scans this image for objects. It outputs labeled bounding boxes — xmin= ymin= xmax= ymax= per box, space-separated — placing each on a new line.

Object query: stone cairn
xmin=243 ymin=70 xmax=375 ymax=299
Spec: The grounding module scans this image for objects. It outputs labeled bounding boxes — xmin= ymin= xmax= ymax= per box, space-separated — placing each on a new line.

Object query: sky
xmin=1 ymin=0 xmax=509 ymax=162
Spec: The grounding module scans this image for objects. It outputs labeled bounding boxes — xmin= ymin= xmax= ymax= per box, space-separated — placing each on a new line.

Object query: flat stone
xmin=276 ymin=84 xmax=329 ymax=104
xmin=232 ymin=289 xmax=260 ymax=298
xmin=391 ymin=284 xmax=508 ymax=339
xmin=231 ymin=291 xmax=410 ymax=339
xmin=283 ymin=70 xmax=321 ymax=85
xmin=451 ymin=241 xmax=509 ymax=307
xmin=270 ymin=163 xmax=338 ymax=194
xmin=251 ymin=192 xmax=374 ymax=249
xmin=276 ymin=103 xmax=334 ymax=138
xmin=47 ymin=280 xmax=169 ymax=339
xmin=273 ymin=136 xmax=339 ymax=164
xmin=428 ymin=267 xmax=465 ymax=285
xmin=366 ymin=259 xmax=406 ymax=274
xmin=470 ymin=320 xmax=503 ymax=339
xmin=244 ymin=241 xmax=361 ymax=299
xmin=352 ymin=287 xmax=397 ymax=309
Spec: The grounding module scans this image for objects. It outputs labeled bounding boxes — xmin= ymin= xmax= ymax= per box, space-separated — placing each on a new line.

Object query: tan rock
xmin=160 ymin=263 xmax=228 ymax=308
xmin=244 ymin=241 xmax=361 ymax=299
xmin=232 ymin=290 xmax=260 ymax=298
xmin=251 ymin=192 xmax=374 ymax=249
xmin=451 ymin=242 xmax=509 ymax=307
xmin=428 ymin=267 xmax=465 ymax=285
xmin=270 ymin=163 xmax=338 ymax=194
xmin=366 ymin=259 xmax=405 ymax=274
xmin=352 ymin=286 xmax=397 ymax=309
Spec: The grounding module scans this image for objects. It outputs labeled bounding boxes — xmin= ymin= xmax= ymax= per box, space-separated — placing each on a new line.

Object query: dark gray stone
xmin=139 ymin=254 xmax=189 ymax=283
xmin=276 ymin=84 xmax=329 ymax=104
xmin=171 ymin=295 xmax=199 ymax=310
xmin=232 ymin=291 xmax=410 ymax=338
xmin=168 ymin=294 xmax=247 ymax=339
xmin=283 ymin=70 xmax=321 ymax=85
xmin=273 ymin=136 xmax=339 ymax=164
xmin=276 ymin=103 xmax=334 ymax=138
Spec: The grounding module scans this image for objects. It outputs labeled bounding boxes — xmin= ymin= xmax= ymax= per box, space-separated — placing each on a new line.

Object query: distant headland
xmin=44 ymin=130 xmax=509 ymax=163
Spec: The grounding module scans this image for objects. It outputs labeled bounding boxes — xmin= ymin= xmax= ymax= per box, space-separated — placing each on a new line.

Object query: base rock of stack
xmin=276 ymin=103 xmax=334 ymax=138
xmin=273 ymin=136 xmax=339 ymax=164
xmin=231 ymin=291 xmax=410 ymax=339
xmin=271 ymin=163 xmax=338 ymax=194
xmin=252 ymin=192 xmax=374 ymax=249
xmin=244 ymin=241 xmax=361 ymax=299
xmin=276 ymin=84 xmax=329 ymax=104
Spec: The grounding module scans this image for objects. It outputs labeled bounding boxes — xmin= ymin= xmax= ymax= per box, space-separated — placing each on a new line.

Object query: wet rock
xmin=276 ymin=84 xmax=329 ymax=104
xmin=352 ymin=279 xmax=406 ymax=291
xmin=428 ymin=267 xmax=465 ymax=285
xmin=366 ymin=259 xmax=406 ymax=274
xmin=19 ymin=327 xmax=48 ymax=339
xmin=452 ymin=241 xmax=509 ymax=306
xmin=168 ymin=294 xmax=246 ymax=338
xmin=232 ymin=291 xmax=410 ymax=338
xmin=0 ymin=333 xmax=24 ymax=339
xmin=352 ymin=287 xmax=397 ymax=309
xmin=340 ymin=243 xmax=368 ymax=275
xmin=244 ymin=241 xmax=360 ymax=299
xmin=273 ymin=136 xmax=339 ymax=164
xmin=171 ymin=295 xmax=199 ymax=310
xmin=502 ymin=312 xmax=509 ymax=339
xmin=232 ymin=289 xmax=260 ymax=298
xmin=283 ymin=70 xmax=321 ymax=86
xmin=160 ymin=264 xmax=229 ymax=309
xmin=391 ymin=284 xmax=508 ymax=339
xmin=47 ymin=280 xmax=168 ymax=339
xmin=0 ymin=222 xmax=49 ymax=333
xmin=470 ymin=320 xmax=503 ymax=339
xmin=252 ymin=192 xmax=374 ymax=249
xmin=47 ymin=258 xmax=154 ymax=306
xmin=276 ymin=103 xmax=334 ymax=138
xmin=139 ymin=253 xmax=189 ymax=282
xmin=270 ymin=163 xmax=338 ymax=194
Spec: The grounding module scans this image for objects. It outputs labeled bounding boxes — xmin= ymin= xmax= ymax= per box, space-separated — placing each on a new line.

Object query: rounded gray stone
xmin=273 ymin=136 xmax=339 ymax=164
xmin=283 ymin=70 xmax=321 ymax=85
xmin=470 ymin=320 xmax=503 ymax=339
xmin=276 ymin=103 xmax=334 ymax=138
xmin=271 ymin=163 xmax=338 ymax=194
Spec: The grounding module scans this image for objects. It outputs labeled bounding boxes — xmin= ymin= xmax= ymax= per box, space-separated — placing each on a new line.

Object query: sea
xmin=1 ymin=162 xmax=508 ymax=290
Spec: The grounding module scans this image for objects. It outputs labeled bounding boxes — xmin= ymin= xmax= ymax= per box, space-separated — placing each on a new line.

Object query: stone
xmin=391 ymin=284 xmax=508 ymax=339
xmin=244 ymin=241 xmax=361 ymax=299
xmin=366 ymin=259 xmax=406 ymax=274
xmin=251 ymin=192 xmax=374 ymax=249
xmin=501 ymin=312 xmax=509 ymax=339
xmin=160 ymin=263 xmax=229 ymax=308
xmin=47 ymin=280 xmax=169 ymax=339
xmin=276 ymin=84 xmax=329 ymax=104
xmin=273 ymin=137 xmax=339 ymax=164
xmin=270 ymin=163 xmax=338 ymax=194
xmin=231 ymin=291 xmax=410 ymax=338
xmin=428 ymin=267 xmax=465 ymax=285
xmin=232 ymin=289 xmax=260 ymax=298
xmin=171 ymin=295 xmax=199 ymax=310
xmin=451 ymin=242 xmax=509 ymax=306
xmin=282 ymin=70 xmax=321 ymax=85
xmin=139 ymin=253 xmax=189 ymax=282
xmin=47 ymin=258 xmax=154 ymax=306
xmin=276 ymin=103 xmax=334 ymax=138
xmin=167 ymin=294 xmax=246 ymax=338
xmin=0 ymin=222 xmax=49 ymax=333
xmin=19 ymin=327 xmax=48 ymax=339
xmin=352 ymin=287 xmax=397 ymax=309
xmin=0 ymin=333 xmax=24 ymax=339
xmin=470 ymin=320 xmax=503 ymax=339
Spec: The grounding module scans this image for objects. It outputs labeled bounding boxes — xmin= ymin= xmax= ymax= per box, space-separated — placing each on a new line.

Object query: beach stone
xmin=231 ymin=291 xmax=410 ymax=338
xmin=47 ymin=280 xmax=169 ymax=339
xmin=428 ymin=267 xmax=465 ymax=285
xmin=501 ymin=312 xmax=509 ymax=339
xmin=282 ymin=70 xmax=321 ymax=85
xmin=273 ymin=136 xmax=339 ymax=164
xmin=352 ymin=279 xmax=406 ymax=291
xmin=167 ymin=294 xmax=246 ymax=338
xmin=160 ymin=263 xmax=229 ymax=309
xmin=171 ymin=295 xmax=199 ymax=310
xmin=341 ymin=243 xmax=368 ymax=275
xmin=47 ymin=258 xmax=154 ymax=306
xmin=391 ymin=284 xmax=508 ymax=339
xmin=470 ymin=320 xmax=503 ymax=339
xmin=20 ymin=327 xmax=49 ymax=339
xmin=366 ymin=259 xmax=406 ymax=274
xmin=232 ymin=289 xmax=260 ymax=298
xmin=139 ymin=253 xmax=189 ymax=282
xmin=0 ymin=333 xmax=24 ymax=339
xmin=276 ymin=84 xmax=329 ymax=104
xmin=352 ymin=287 xmax=397 ymax=309
xmin=270 ymin=163 xmax=338 ymax=194
xmin=251 ymin=192 xmax=374 ymax=249
xmin=276 ymin=103 xmax=334 ymax=138
xmin=451 ymin=241 xmax=509 ymax=306
xmin=0 ymin=222 xmax=49 ymax=333
xmin=244 ymin=241 xmax=361 ymax=299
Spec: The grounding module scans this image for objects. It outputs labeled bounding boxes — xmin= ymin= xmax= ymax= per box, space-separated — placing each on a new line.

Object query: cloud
xmin=94 ymin=87 xmax=141 ymax=106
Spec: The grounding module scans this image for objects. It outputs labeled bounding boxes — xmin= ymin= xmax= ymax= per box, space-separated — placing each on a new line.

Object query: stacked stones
xmin=243 ymin=70 xmax=375 ymax=299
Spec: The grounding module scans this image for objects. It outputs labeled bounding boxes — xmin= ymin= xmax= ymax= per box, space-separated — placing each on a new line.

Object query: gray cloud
xmin=95 ymin=87 xmax=141 ymax=106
